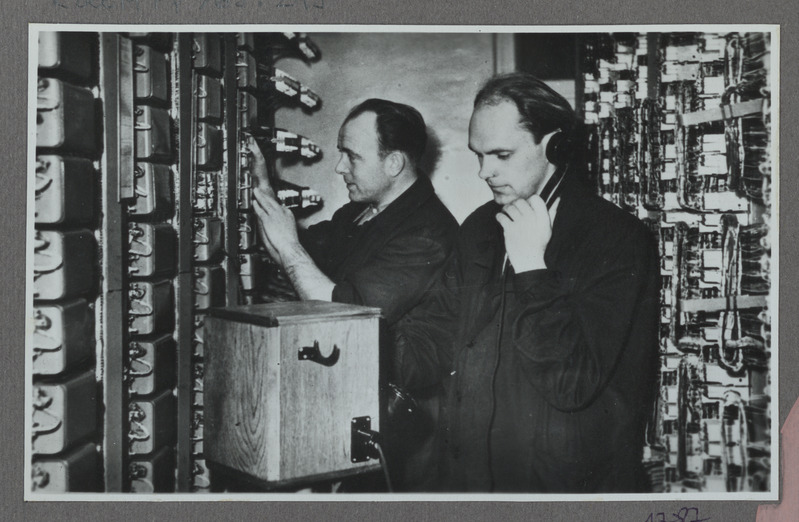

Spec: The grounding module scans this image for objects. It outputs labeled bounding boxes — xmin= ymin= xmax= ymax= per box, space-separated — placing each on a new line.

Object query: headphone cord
xmin=486 ymin=175 xmax=564 ymax=491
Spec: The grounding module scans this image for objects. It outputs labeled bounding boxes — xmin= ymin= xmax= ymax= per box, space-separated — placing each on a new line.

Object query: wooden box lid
xmin=208 ymin=300 xmax=381 ymax=327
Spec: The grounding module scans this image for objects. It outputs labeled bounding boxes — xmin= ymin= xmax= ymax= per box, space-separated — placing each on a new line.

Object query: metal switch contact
xmin=34 ymin=229 xmax=96 ymax=301
xmin=134 ymin=105 xmax=172 ymax=161
xmin=130 ymin=162 xmax=173 ymax=219
xmin=128 ymin=389 xmax=176 ymax=456
xmin=197 ymin=75 xmax=223 ymax=123
xmin=134 ymin=44 xmax=169 ymax=104
xmin=128 ymin=334 xmax=176 ymax=396
xmin=192 ymin=34 xmax=222 ymax=76
xmin=36 ymin=78 xmax=97 ymax=153
xmin=193 ymin=266 xmax=225 ymax=311
xmin=33 ymin=299 xmax=93 ymax=376
xmin=128 ymin=280 xmax=173 ymax=336
xmin=192 ymin=216 xmax=224 ymax=263
xmin=35 ymin=155 xmax=96 ymax=225
xmin=32 ymin=370 xmax=97 ymax=455
xmin=128 ymin=222 xmax=177 ymax=278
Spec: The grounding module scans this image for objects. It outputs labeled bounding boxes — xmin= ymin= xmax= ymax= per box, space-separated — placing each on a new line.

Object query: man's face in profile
xmin=468 ymin=99 xmax=551 ymax=206
xmin=335 ymin=111 xmax=393 ymax=205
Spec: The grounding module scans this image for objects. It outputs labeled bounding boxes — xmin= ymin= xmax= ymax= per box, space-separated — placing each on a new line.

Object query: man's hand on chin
xmin=495 ymin=194 xmax=551 ymax=273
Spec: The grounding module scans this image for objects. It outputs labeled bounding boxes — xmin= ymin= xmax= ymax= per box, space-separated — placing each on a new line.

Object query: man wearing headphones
xmin=392 ymin=73 xmax=660 ymax=492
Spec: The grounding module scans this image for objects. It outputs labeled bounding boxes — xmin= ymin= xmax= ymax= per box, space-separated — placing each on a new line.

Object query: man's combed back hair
xmin=474 ymin=73 xmax=576 ymax=145
xmin=343 ymin=98 xmax=427 ymax=170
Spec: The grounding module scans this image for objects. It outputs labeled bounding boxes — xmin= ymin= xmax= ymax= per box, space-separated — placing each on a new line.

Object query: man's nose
xmin=478 ymin=160 xmax=495 ymax=180
xmin=334 ymin=155 xmax=348 ymax=175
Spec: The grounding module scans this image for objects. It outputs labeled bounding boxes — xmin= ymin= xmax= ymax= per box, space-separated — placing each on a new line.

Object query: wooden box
xmin=204 ymin=301 xmax=381 ymax=488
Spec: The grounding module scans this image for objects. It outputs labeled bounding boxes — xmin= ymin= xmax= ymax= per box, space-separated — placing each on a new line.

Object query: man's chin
xmin=492 ymin=193 xmax=514 ymax=206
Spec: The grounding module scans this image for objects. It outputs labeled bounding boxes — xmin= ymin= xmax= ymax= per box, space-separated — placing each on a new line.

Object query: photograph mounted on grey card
xmin=26 ymin=25 xmax=777 ymax=500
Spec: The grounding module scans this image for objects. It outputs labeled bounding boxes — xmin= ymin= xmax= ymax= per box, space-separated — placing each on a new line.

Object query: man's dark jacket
xmin=301 ymin=175 xmax=457 ymax=327
xmin=393 ymin=173 xmax=660 ymax=492
xmin=300 ymin=175 xmax=457 ymax=491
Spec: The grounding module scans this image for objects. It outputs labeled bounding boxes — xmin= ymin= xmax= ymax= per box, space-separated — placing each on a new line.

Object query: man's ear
xmin=384 ymin=151 xmax=406 ymax=178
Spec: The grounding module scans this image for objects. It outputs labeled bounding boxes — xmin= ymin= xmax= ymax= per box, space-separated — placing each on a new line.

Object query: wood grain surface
xmin=204 ymin=318 xmax=279 ymax=480
xmin=279 ymin=317 xmax=380 ymax=480
xmin=204 ymin=309 xmax=380 ymax=484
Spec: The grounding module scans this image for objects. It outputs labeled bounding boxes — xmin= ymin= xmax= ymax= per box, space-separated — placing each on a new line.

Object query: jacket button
xmin=466 ymin=340 xmax=475 ymax=348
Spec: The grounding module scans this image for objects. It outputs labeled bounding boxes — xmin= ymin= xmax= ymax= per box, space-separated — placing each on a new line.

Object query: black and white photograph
xmin=26 ymin=26 xmax=778 ymax=501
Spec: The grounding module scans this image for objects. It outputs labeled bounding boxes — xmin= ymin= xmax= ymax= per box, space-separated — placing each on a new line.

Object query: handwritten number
xmin=673 ymin=507 xmax=710 ymax=522
xmin=647 ymin=508 xmax=709 ymax=522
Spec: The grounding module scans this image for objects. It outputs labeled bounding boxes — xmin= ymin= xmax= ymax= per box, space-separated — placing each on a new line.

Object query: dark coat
xmin=298 ymin=175 xmax=457 ymax=492
xmin=301 ymin=175 xmax=458 ymax=327
xmin=393 ymin=175 xmax=660 ymax=492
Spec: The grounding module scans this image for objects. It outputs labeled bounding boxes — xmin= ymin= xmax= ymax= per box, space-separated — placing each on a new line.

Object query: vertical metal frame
xmin=99 ymin=33 xmax=134 ymax=492
xmin=175 ymin=33 xmax=196 ymax=492
xmin=223 ymin=34 xmax=241 ymax=307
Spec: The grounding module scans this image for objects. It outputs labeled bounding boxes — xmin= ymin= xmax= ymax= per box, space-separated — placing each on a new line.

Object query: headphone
xmin=540 ymin=128 xmax=574 ymax=208
xmin=544 ymin=128 xmax=573 ymax=167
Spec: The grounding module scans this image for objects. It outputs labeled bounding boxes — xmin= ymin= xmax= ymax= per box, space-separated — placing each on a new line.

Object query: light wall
xmin=274 ymin=32 xmax=496 ymax=225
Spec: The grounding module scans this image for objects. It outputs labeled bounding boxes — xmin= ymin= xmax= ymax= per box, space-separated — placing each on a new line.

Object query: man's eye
xmin=497 ymin=154 xmax=510 ymax=160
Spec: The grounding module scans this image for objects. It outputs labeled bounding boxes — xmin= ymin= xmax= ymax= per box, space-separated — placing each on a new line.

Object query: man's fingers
xmin=495 ymin=212 xmax=511 ymax=229
xmin=252 ymin=197 xmax=271 ymax=222
xmin=527 ymin=193 xmax=548 ymax=215
xmin=253 ymin=188 xmax=279 ymax=210
xmin=502 ymin=198 xmax=538 ymax=221
xmin=501 ymin=203 xmax=523 ymax=221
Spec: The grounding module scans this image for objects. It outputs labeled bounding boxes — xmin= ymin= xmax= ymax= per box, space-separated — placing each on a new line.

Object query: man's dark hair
xmin=343 ymin=98 xmax=427 ymax=171
xmin=474 ymin=73 xmax=577 ymax=145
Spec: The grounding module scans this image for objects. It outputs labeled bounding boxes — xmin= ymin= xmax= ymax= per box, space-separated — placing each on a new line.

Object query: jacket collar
xmin=372 ymin=174 xmax=436 ymax=227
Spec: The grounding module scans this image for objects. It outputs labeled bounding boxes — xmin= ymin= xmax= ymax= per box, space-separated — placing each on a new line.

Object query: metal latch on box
xmin=351 ymin=416 xmax=381 ymax=463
